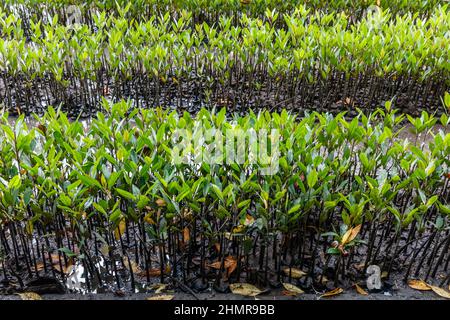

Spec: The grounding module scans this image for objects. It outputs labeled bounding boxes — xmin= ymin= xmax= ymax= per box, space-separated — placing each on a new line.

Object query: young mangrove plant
xmin=0 ymin=99 xmax=448 ymax=293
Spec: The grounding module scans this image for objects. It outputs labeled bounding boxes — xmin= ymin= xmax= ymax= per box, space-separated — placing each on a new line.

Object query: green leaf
xmin=59 ymin=194 xmax=72 ymax=207
xmin=78 ymin=174 xmax=102 ymax=189
xmin=8 ymin=175 xmax=21 ymax=189
xmin=58 ymin=247 xmax=77 ymax=257
xmin=307 ymin=169 xmax=318 ymax=189
xmin=211 ymin=184 xmax=224 ymax=202
xmin=116 ymin=188 xmax=136 ymax=200
xmin=288 ymin=204 xmax=301 ymax=215
xmin=238 ymin=199 xmax=251 ymax=208
xmin=93 ymin=203 xmax=107 ymax=215
xmin=109 ymin=209 xmax=122 ymax=222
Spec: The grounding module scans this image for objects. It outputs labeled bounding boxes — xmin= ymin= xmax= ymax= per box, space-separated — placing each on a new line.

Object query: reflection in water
xmin=65 ymin=256 xmax=153 ymax=294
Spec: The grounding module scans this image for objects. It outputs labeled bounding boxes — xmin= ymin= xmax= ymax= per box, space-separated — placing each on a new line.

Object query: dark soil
xmin=0 ymin=283 xmax=446 ymax=300
xmin=1 ymin=72 xmax=448 ymax=119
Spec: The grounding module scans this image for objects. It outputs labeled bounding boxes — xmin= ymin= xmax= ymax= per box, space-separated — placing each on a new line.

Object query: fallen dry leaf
xmin=18 ymin=292 xmax=42 ymax=300
xmin=63 ymin=264 xmax=74 ymax=275
xmin=226 ymin=256 xmax=238 ymax=276
xmin=147 ymin=268 xmax=163 ymax=277
xmin=114 ymin=219 xmax=126 ymax=240
xmin=283 ymin=267 xmax=306 ymax=279
xmin=151 ymin=283 xmax=168 ymax=294
xmin=100 ymin=244 xmax=109 ymax=256
xmin=139 ymin=265 xmax=171 ymax=277
xmin=282 ymin=283 xmax=304 ymax=295
xmin=125 ymin=259 xmax=142 ymax=274
xmin=355 ymin=284 xmax=368 ymax=295
xmin=37 ymin=255 xmax=73 ymax=274
xmin=320 ymin=287 xmax=344 ymax=298
xmin=209 ymin=261 xmax=223 ymax=270
xmin=408 ymin=279 xmax=431 ymax=291
xmin=35 ymin=262 xmax=45 ymax=272
xmin=429 ymin=285 xmax=450 ymax=299
xmin=229 ymin=283 xmax=262 ymax=297
xmin=146 ymin=294 xmax=174 ymax=300
xmin=209 ymin=256 xmax=238 ymax=276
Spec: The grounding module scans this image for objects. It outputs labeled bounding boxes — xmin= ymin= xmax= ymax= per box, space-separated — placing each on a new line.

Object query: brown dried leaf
xmin=63 ymin=263 xmax=74 ymax=275
xmin=125 ymin=259 xmax=142 ymax=274
xmin=147 ymin=268 xmax=163 ymax=277
xmin=139 ymin=265 xmax=171 ymax=277
xmin=429 ymin=285 xmax=450 ymax=299
xmin=209 ymin=256 xmax=237 ymax=276
xmin=230 ymin=283 xmax=262 ymax=297
xmin=342 ymin=225 xmax=361 ymax=246
xmin=408 ymin=279 xmax=431 ymax=291
xmin=18 ymin=292 xmax=42 ymax=300
xmin=208 ymin=261 xmax=222 ymax=269
xmin=35 ymin=262 xmax=45 ymax=272
xmin=348 ymin=224 xmax=362 ymax=243
xmin=183 ymin=227 xmax=190 ymax=243
xmin=341 ymin=228 xmax=353 ymax=246
xmin=225 ymin=256 xmax=237 ymax=276
xmin=320 ymin=287 xmax=344 ymax=298
xmin=282 ymin=283 xmax=304 ymax=295
xmin=146 ymin=294 xmax=174 ymax=300
xmin=355 ymin=284 xmax=368 ymax=295
xmin=283 ymin=267 xmax=307 ymax=279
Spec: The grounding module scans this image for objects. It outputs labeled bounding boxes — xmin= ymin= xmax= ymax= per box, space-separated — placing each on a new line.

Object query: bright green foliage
xmin=0 ymin=101 xmax=448 ymax=286
xmin=1 ymin=6 xmax=449 ymax=113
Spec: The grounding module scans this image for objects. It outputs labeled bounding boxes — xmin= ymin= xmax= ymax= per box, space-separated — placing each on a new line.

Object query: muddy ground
xmin=0 ymin=288 xmax=445 ymax=300
xmin=0 ymin=274 xmax=448 ymax=300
